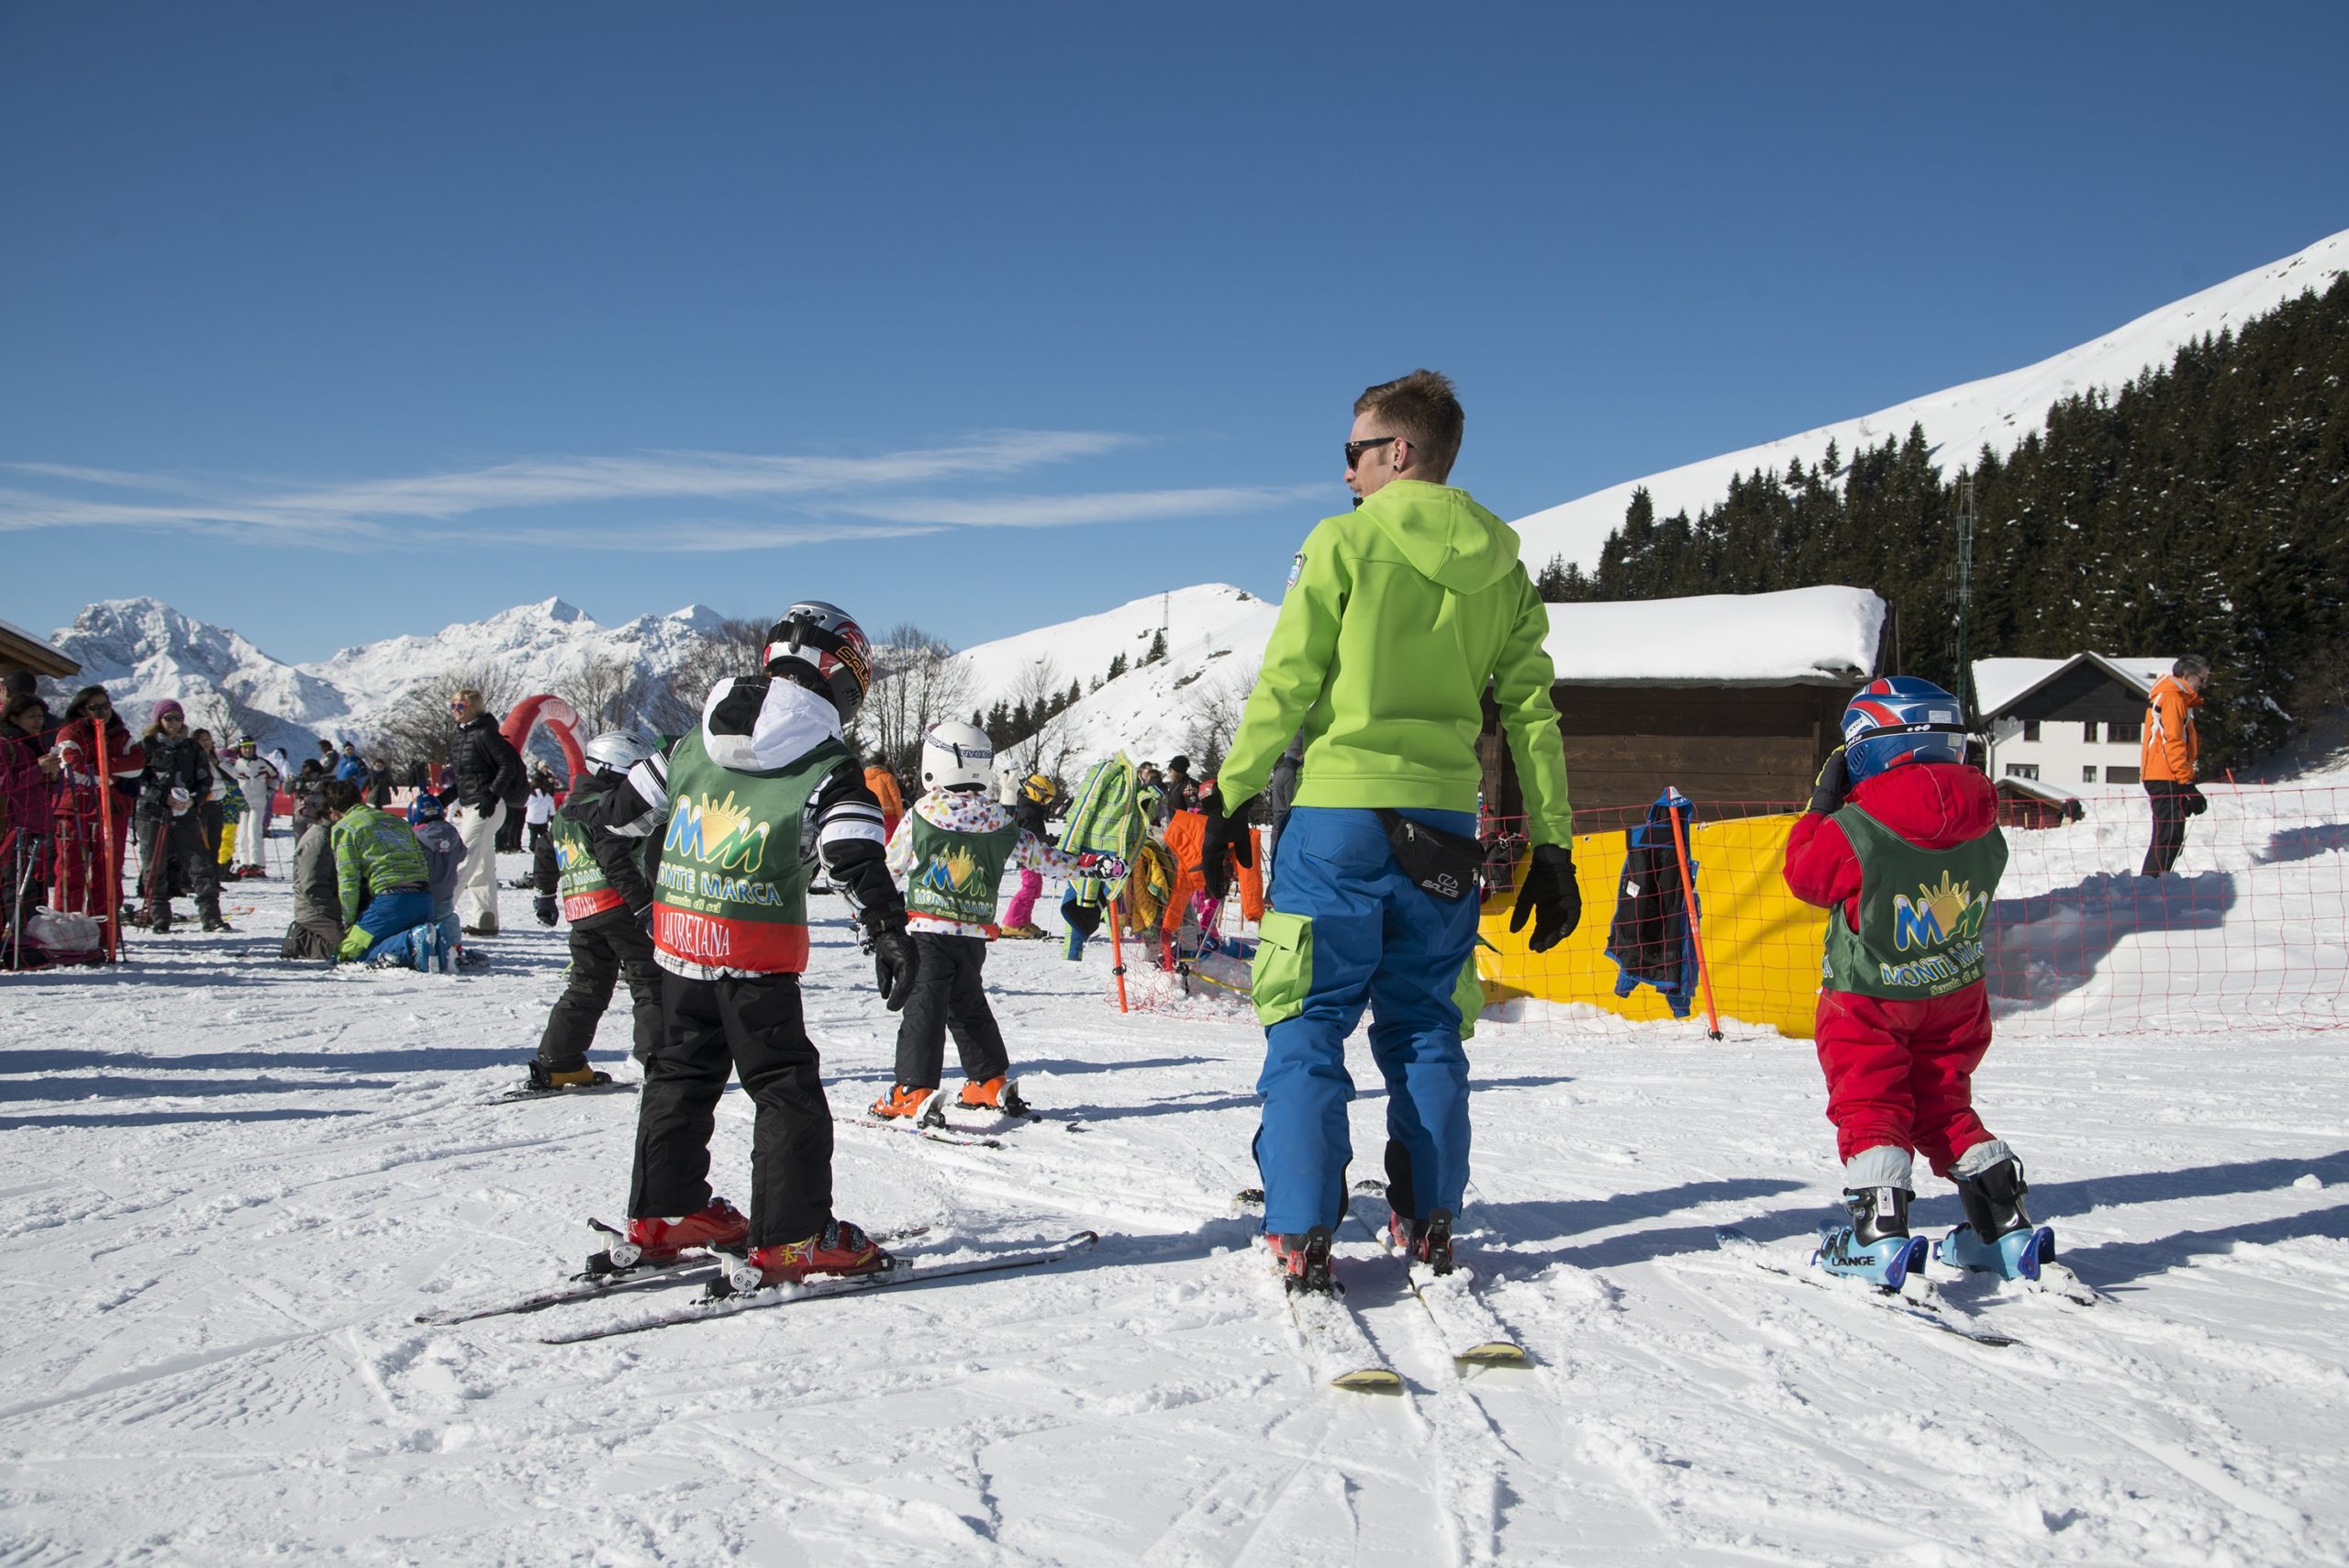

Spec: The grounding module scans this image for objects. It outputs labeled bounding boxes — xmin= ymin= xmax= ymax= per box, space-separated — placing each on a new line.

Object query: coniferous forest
xmin=1538 ymin=274 xmax=2349 ymax=771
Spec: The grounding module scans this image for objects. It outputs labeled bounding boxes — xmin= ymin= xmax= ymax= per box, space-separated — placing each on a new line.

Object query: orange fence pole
xmin=1664 ymin=792 xmax=1722 ymax=1040
xmin=1108 ymin=890 xmax=1130 ymax=1014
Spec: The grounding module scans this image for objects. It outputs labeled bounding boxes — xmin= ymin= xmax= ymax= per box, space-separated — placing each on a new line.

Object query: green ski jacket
xmin=1219 ymin=480 xmax=1572 ymax=845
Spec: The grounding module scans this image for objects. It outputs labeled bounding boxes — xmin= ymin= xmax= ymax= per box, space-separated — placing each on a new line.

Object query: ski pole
xmin=1664 ymin=790 xmax=1722 ymax=1041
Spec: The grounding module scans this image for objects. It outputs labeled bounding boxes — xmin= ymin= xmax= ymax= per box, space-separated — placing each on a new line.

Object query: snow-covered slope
xmin=957 ymin=585 xmax=1281 ymax=768
xmin=1514 ymin=226 xmax=2349 ymax=572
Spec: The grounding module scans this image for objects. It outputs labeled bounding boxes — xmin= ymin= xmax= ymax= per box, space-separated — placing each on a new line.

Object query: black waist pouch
xmin=1376 ymin=810 xmax=1482 ymax=901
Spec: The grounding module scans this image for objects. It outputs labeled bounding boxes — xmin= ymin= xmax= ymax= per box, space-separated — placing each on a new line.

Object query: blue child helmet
xmin=408 ymin=792 xmax=448 ymax=824
xmin=1840 ymin=676 xmax=1969 ymax=784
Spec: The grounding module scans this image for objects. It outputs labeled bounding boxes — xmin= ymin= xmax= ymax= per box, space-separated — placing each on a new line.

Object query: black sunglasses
xmin=1343 ymin=435 xmax=1397 ymax=469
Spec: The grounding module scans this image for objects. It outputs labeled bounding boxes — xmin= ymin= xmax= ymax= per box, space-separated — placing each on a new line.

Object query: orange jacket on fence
xmin=1160 ymin=814 xmax=1264 ymax=931
xmin=2142 ymin=675 xmax=2201 ymax=784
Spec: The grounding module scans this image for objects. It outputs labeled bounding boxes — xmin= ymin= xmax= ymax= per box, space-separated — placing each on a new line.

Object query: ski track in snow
xmin=2 ymin=848 xmax=2346 ymax=1564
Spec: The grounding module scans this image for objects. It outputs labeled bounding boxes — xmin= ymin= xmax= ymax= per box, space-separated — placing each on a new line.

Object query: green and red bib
xmin=651 ymin=729 xmax=846 ymax=979
xmin=551 ymin=813 xmax=625 ymax=923
xmin=1822 ymin=804 xmax=2009 ymax=1000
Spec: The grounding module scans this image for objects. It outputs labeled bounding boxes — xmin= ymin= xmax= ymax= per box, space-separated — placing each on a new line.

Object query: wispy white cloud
xmin=0 ymin=433 xmax=1311 ymax=551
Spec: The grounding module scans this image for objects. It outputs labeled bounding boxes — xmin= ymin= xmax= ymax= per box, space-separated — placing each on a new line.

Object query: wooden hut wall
xmin=1482 ymin=684 xmax=1849 ymax=818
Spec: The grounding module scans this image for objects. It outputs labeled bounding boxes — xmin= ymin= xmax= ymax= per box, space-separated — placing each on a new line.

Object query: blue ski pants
xmin=1252 ymin=806 xmax=1481 ymax=1236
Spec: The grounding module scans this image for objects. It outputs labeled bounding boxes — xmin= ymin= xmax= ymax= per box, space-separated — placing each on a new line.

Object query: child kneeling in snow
xmin=1784 ymin=677 xmax=2050 ymax=1287
xmin=870 ymin=724 xmax=1107 ymax=1125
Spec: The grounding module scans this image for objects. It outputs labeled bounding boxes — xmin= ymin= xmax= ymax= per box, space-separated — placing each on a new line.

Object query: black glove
xmin=637 ymin=905 xmax=655 ymax=937
xmin=870 ymin=923 xmax=918 ymax=1011
xmin=1199 ymin=786 xmax=1255 ymax=902
xmin=533 ymin=895 xmax=558 ymax=928
xmin=2184 ymin=784 xmax=2208 ymax=817
xmin=1064 ymin=898 xmax=1102 ymax=939
xmin=1808 ymin=747 xmax=1850 ymax=816
xmin=1508 ymin=844 xmax=1583 ymax=954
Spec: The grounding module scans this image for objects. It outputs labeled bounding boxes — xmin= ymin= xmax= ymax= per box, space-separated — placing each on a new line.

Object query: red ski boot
xmin=1389 ymin=1207 xmax=1456 ymax=1274
xmin=727 ymin=1219 xmax=893 ymax=1290
xmin=958 ymin=1075 xmax=1030 ymax=1118
xmin=1266 ymin=1227 xmax=1335 ymax=1294
xmin=609 ymin=1196 xmax=750 ymax=1268
xmin=869 ymin=1084 xmax=946 ymax=1128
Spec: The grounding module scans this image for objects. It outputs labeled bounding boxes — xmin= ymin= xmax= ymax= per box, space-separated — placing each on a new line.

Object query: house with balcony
xmin=1972 ymin=653 xmax=2175 ymax=793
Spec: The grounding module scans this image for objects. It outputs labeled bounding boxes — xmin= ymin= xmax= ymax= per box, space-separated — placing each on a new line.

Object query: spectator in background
xmin=2141 ymin=655 xmax=2211 ymax=878
xmin=225 ymin=739 xmax=279 ymax=878
xmin=864 ymin=763 xmax=906 ymax=841
xmin=50 ymin=688 xmax=143 ymax=926
xmin=133 ymin=701 xmax=226 ymax=932
xmin=446 ymin=687 xmax=525 ymax=935
xmin=2 ymin=693 xmax=62 ymax=959
xmin=334 ymin=740 xmax=370 ymax=788
xmin=365 ymin=759 xmax=393 ymax=810
xmin=281 ymin=786 xmax=343 ymax=961
xmin=523 ymin=768 xmax=557 ymax=858
xmin=190 ymin=728 xmax=229 ymax=873
xmin=322 ymin=778 xmax=433 ymax=964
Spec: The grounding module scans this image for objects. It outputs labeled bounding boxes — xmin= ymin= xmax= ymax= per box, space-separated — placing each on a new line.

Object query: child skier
xmin=519 ymin=729 xmax=663 ymax=1091
xmin=869 ymin=723 xmax=1092 ymax=1125
xmin=997 ymin=772 xmax=1061 ymax=940
xmin=567 ymin=600 xmax=919 ymax=1287
xmin=1784 ymin=676 xmax=2049 ymax=1288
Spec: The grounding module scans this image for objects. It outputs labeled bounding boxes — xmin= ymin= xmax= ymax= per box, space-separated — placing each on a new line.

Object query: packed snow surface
xmin=1512 ymin=225 xmax=2349 ymax=573
xmin=4 ymin=839 xmax=2345 ymax=1563
xmin=1542 ymin=584 xmax=1883 ymax=686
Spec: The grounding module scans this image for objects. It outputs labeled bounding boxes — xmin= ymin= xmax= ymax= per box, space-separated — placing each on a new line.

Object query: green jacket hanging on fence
xmin=1218 ymin=480 xmax=1573 ymax=846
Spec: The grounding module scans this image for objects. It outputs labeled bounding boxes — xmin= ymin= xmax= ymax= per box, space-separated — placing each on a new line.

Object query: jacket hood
xmin=701 ymin=675 xmax=841 ymax=773
xmin=1848 ymin=761 xmax=1999 ymax=851
xmin=1356 ymin=481 xmax=1523 ymax=594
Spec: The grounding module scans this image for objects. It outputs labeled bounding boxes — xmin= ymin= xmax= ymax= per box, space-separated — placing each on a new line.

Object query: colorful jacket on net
xmin=1218 ymin=480 xmax=1573 ymax=846
xmin=886 ymin=789 xmax=1080 ymax=939
xmin=330 ymin=802 xmax=431 ymax=926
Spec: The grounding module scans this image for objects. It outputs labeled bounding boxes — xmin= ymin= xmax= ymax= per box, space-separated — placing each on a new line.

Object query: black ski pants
xmin=136 ymin=811 xmax=219 ymax=925
xmin=892 ymin=930 xmax=1009 ymax=1090
xmin=536 ymin=915 xmax=662 ymax=1071
xmin=629 ymin=972 xmax=832 ymax=1247
xmin=2142 ymin=781 xmax=2194 ymax=877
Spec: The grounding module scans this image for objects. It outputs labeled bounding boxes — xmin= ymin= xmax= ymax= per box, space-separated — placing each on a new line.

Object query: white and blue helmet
xmin=1840 ymin=677 xmax=1969 ymax=784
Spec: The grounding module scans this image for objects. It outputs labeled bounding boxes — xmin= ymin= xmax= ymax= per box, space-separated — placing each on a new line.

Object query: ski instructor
xmin=1201 ymin=369 xmax=1583 ymax=1291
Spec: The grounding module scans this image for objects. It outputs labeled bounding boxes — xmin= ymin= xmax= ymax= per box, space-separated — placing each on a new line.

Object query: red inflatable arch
xmin=502 ymin=694 xmax=587 ymax=783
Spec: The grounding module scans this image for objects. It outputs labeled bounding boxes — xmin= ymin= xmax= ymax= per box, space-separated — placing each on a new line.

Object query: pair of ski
xmin=1715 ymin=1226 xmax=2099 ymax=1348
xmin=1243 ymin=1189 xmax=1527 ymax=1392
xmin=417 ymin=1219 xmax=1099 ymax=1341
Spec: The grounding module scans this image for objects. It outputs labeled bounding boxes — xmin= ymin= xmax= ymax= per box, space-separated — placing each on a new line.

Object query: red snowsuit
xmin=1784 ymin=762 xmax=2001 ymax=1177
xmin=50 ymin=717 xmax=143 ymax=921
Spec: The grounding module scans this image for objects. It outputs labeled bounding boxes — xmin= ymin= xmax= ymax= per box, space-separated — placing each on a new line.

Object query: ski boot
xmin=525 ymin=1061 xmax=612 ymax=1095
xmin=869 ymin=1084 xmax=945 ymax=1128
xmin=202 ymin=917 xmax=233 ymax=933
xmin=959 ymin=1075 xmax=1030 ymax=1118
xmin=606 ymin=1196 xmax=750 ymax=1269
xmin=1268 ymin=1227 xmax=1336 ymax=1294
xmin=1937 ymin=1155 xmax=2054 ymax=1282
xmin=725 ymin=1218 xmax=892 ymax=1291
xmin=1390 ymin=1207 xmax=1456 ymax=1275
xmin=1815 ymin=1186 xmax=1927 ymax=1291
xmin=998 ymin=922 xmax=1045 ymax=940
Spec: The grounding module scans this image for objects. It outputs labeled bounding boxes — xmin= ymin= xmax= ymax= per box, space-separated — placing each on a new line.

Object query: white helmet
xmin=582 ymin=729 xmax=654 ymax=776
xmin=920 ymin=721 xmax=995 ymax=792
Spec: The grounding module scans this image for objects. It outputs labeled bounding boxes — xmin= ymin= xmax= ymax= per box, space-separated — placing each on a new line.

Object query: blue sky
xmin=4 ymin=5 xmax=2343 ymax=662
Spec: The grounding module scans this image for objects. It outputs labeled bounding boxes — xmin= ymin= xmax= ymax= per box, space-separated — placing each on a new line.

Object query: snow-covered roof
xmin=1542 ymin=585 xmax=1883 ymax=686
xmin=0 ymin=614 xmax=79 ymax=677
xmin=1973 ymin=654 xmax=2174 ymax=718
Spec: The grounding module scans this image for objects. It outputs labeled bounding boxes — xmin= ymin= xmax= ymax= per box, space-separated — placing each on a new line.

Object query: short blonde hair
xmin=453 ymin=687 xmax=484 ymax=705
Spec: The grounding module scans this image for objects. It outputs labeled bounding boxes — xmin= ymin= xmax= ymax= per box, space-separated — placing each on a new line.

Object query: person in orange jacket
xmin=2141 ymin=655 xmax=2210 ymax=877
xmin=864 ymin=764 xmax=906 ymax=842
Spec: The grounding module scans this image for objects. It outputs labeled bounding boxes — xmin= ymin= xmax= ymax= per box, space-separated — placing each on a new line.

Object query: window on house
xmin=2005 ymin=763 xmax=2040 ymax=781
xmin=2082 ymin=766 xmax=2099 ymax=784
xmin=2108 ymin=719 xmax=2142 ymax=744
xmin=2021 ymin=720 xmax=2041 ymax=742
xmin=2083 ymin=721 xmax=2099 ymax=743
xmin=2108 ymin=766 xmax=2141 ymax=784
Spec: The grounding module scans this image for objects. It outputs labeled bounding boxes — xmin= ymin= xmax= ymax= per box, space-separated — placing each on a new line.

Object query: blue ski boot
xmin=1815 ymin=1185 xmax=1927 ymax=1291
xmin=1936 ymin=1154 xmax=2055 ymax=1282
